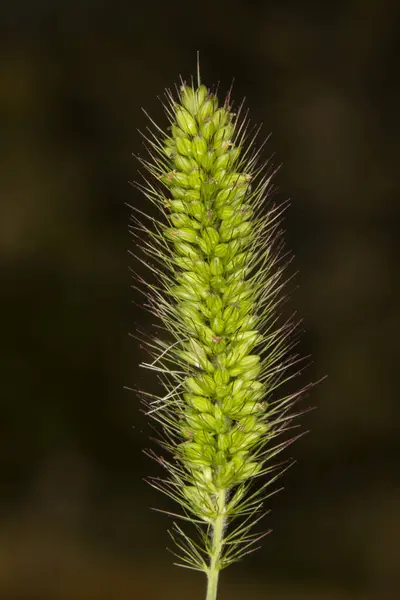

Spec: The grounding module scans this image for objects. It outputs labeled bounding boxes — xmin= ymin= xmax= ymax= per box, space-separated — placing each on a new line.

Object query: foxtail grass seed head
xmin=130 ymin=67 xmax=314 ymax=600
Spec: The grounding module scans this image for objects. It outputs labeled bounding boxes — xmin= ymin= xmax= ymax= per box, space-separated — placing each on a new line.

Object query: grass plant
xmin=129 ymin=61 xmax=314 ymax=600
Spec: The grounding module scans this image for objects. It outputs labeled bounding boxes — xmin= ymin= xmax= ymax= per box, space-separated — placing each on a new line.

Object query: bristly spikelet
xmin=130 ymin=68 xmax=313 ymax=600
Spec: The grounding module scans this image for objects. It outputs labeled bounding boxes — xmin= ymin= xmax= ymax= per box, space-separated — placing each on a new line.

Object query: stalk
xmin=206 ymin=490 xmax=226 ymax=600
xmin=131 ymin=61 xmax=314 ymax=600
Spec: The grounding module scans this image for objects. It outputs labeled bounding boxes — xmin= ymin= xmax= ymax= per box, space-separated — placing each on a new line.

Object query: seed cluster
xmin=134 ymin=76 xmax=308 ymax=578
xmin=159 ymin=85 xmax=270 ymax=520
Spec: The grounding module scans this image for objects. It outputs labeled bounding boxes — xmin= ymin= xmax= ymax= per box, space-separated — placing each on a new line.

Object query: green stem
xmin=206 ymin=490 xmax=227 ymax=600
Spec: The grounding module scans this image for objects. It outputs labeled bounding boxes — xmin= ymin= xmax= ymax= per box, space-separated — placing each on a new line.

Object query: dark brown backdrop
xmin=1 ymin=1 xmax=399 ymax=598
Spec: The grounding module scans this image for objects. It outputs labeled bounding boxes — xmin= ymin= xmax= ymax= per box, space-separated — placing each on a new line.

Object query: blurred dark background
xmin=1 ymin=0 xmax=399 ymax=598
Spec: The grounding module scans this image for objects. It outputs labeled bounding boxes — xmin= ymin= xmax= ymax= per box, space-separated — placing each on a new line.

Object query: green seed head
xmin=132 ymin=67 xmax=314 ymax=588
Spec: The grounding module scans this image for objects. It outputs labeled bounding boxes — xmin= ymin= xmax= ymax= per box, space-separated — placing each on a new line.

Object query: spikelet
xmin=130 ymin=66 xmax=313 ymax=600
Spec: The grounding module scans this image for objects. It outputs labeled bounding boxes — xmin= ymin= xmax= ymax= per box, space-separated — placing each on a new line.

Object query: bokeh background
xmin=1 ymin=1 xmax=399 ymax=598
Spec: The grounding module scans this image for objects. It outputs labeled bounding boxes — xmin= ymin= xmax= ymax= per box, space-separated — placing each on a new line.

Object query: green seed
xmin=188 ymin=200 xmax=206 ymax=220
xmin=176 ymin=136 xmax=193 ymax=156
xmin=199 ymin=150 xmax=215 ymax=171
xmin=200 ymin=118 xmax=215 ymax=140
xmin=168 ymin=199 xmax=186 ymax=212
xmin=214 ymin=243 xmax=228 ymax=258
xmin=176 ymin=107 xmax=198 ymax=135
xmin=195 ymin=85 xmax=208 ymax=107
xmin=198 ymin=98 xmax=215 ymax=122
xmin=180 ymin=85 xmax=197 ymax=115
xmin=174 ymin=154 xmax=196 ymax=173
xmin=211 ymin=108 xmax=230 ymax=129
xmin=214 ymin=123 xmax=235 ymax=145
xmin=170 ymin=185 xmax=186 ymax=198
xmin=213 ymin=152 xmax=231 ymax=172
xmin=192 ymin=135 xmax=208 ymax=160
